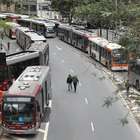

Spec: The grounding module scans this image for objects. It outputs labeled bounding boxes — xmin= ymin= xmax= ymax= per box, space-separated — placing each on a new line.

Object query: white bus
xmin=5 ymin=22 xmax=21 ymax=39
xmin=88 ymin=37 xmax=128 ymax=71
xmin=0 ymin=42 xmax=49 ymax=91
xmin=16 ymin=26 xmax=47 ymax=50
xmin=1 ymin=66 xmax=51 ymax=134
xmin=17 ymin=18 xmax=56 ymax=38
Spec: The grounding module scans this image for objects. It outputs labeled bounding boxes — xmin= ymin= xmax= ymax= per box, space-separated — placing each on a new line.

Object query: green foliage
xmin=0 ymin=20 xmax=10 ymax=33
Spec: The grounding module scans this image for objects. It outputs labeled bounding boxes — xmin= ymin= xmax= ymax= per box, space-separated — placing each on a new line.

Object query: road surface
xmin=1 ymin=37 xmax=140 ymax=140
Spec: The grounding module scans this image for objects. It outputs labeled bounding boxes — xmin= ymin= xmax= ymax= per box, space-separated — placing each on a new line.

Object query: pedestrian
xmin=125 ymin=80 xmax=130 ymax=97
xmin=7 ymin=42 xmax=10 ymax=51
xmin=66 ymin=74 xmax=73 ymax=91
xmin=72 ymin=75 xmax=79 ymax=92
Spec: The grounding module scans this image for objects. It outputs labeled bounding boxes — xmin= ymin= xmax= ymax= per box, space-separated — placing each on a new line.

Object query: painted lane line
xmin=79 ymin=82 xmax=82 ymax=87
xmin=61 ymin=60 xmax=64 ymax=63
xmin=38 ymin=129 xmax=45 ymax=133
xmin=49 ymin=100 xmax=52 ymax=108
xmin=56 ymin=45 xmax=62 ymax=50
xmin=43 ymin=122 xmax=49 ymax=140
xmin=70 ymin=69 xmax=74 ymax=73
xmin=91 ymin=122 xmax=95 ymax=132
xmin=53 ymin=52 xmax=56 ymax=56
xmin=85 ymin=97 xmax=88 ymax=105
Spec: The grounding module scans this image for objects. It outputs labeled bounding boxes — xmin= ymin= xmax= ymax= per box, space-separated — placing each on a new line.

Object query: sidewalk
xmin=0 ymin=36 xmax=22 ymax=55
xmin=106 ymin=70 xmax=140 ymax=127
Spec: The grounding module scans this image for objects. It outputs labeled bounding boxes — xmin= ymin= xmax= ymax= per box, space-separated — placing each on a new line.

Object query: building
xmin=0 ymin=3 xmax=15 ymax=13
xmin=15 ymin=0 xmax=60 ymax=19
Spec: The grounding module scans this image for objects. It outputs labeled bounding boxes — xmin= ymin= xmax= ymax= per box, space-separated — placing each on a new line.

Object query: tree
xmin=0 ymin=0 xmax=15 ymax=12
xmin=51 ymin=0 xmax=90 ymax=24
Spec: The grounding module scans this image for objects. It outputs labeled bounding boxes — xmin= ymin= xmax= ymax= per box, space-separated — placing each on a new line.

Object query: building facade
xmin=0 ymin=3 xmax=15 ymax=13
xmin=15 ymin=0 xmax=60 ymax=19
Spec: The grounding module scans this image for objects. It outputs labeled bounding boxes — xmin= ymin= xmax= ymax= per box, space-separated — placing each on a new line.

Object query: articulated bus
xmin=129 ymin=59 xmax=140 ymax=91
xmin=0 ymin=42 xmax=49 ymax=91
xmin=17 ymin=18 xmax=56 ymax=38
xmin=1 ymin=66 xmax=51 ymax=134
xmin=88 ymin=37 xmax=128 ymax=71
xmin=58 ymin=24 xmax=97 ymax=52
xmin=16 ymin=26 xmax=47 ymax=50
xmin=5 ymin=22 xmax=21 ymax=39
xmin=57 ymin=24 xmax=128 ymax=71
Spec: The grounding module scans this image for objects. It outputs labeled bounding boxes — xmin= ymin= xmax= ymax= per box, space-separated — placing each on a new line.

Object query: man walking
xmin=66 ymin=74 xmax=73 ymax=91
xmin=72 ymin=75 xmax=79 ymax=92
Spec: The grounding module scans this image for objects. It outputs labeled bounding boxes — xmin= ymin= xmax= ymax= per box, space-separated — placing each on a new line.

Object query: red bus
xmin=5 ymin=22 xmax=21 ymax=39
xmin=1 ymin=66 xmax=51 ymax=134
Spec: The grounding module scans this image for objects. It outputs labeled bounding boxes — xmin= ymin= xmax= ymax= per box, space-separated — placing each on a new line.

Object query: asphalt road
xmin=47 ymin=38 xmax=140 ymax=140
xmin=1 ymin=37 xmax=140 ymax=140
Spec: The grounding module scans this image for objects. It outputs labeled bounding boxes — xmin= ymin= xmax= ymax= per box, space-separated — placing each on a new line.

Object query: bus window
xmin=3 ymin=102 xmax=34 ymax=124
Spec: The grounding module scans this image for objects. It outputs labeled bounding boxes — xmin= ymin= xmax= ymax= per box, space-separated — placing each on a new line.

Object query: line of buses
xmin=0 ymin=14 xmax=52 ymax=134
xmin=56 ymin=24 xmax=140 ymax=90
xmin=0 ymin=13 xmax=139 ymax=134
xmin=57 ymin=24 xmax=128 ymax=71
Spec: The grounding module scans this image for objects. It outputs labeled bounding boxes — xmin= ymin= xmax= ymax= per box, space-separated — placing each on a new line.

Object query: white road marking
xmin=61 ymin=60 xmax=64 ymax=63
xmin=91 ymin=122 xmax=95 ymax=132
xmin=49 ymin=100 xmax=52 ymax=108
xmin=56 ymin=45 xmax=62 ymax=50
xmin=85 ymin=97 xmax=88 ymax=104
xmin=43 ymin=122 xmax=49 ymax=140
xmin=79 ymin=82 xmax=82 ymax=87
xmin=70 ymin=69 xmax=74 ymax=73
xmin=53 ymin=52 xmax=56 ymax=56
xmin=38 ymin=129 xmax=45 ymax=133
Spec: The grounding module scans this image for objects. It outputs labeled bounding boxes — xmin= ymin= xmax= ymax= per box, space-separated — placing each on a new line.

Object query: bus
xmin=58 ymin=24 xmax=97 ymax=52
xmin=5 ymin=22 xmax=21 ymax=39
xmin=1 ymin=65 xmax=51 ymax=134
xmin=17 ymin=18 xmax=56 ymax=38
xmin=0 ymin=42 xmax=49 ymax=91
xmin=0 ymin=14 xmax=7 ymax=20
xmin=129 ymin=59 xmax=140 ymax=91
xmin=88 ymin=37 xmax=128 ymax=71
xmin=57 ymin=24 xmax=128 ymax=71
xmin=16 ymin=26 xmax=47 ymax=50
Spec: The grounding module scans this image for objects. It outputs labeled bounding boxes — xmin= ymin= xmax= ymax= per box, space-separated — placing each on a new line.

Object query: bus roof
xmin=16 ymin=26 xmax=46 ymax=41
xmin=16 ymin=26 xmax=32 ymax=32
xmin=106 ymin=43 xmax=122 ymax=50
xmin=73 ymin=28 xmax=97 ymax=38
xmin=6 ymin=51 xmax=40 ymax=65
xmin=89 ymin=37 xmax=109 ymax=47
xmin=8 ymin=66 xmax=50 ymax=97
xmin=25 ymin=31 xmax=46 ymax=41
xmin=29 ymin=41 xmax=49 ymax=52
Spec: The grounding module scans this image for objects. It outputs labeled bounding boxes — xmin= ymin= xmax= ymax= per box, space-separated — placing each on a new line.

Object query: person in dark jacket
xmin=72 ymin=75 xmax=79 ymax=92
xmin=66 ymin=74 xmax=73 ymax=91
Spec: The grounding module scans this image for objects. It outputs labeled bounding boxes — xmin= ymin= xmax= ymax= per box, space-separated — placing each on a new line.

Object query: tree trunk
xmin=106 ymin=29 xmax=109 ymax=40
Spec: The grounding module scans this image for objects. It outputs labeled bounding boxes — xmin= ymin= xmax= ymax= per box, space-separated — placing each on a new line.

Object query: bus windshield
xmin=47 ymin=27 xmax=54 ymax=33
xmin=3 ymin=102 xmax=34 ymax=124
xmin=112 ymin=49 xmax=127 ymax=64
